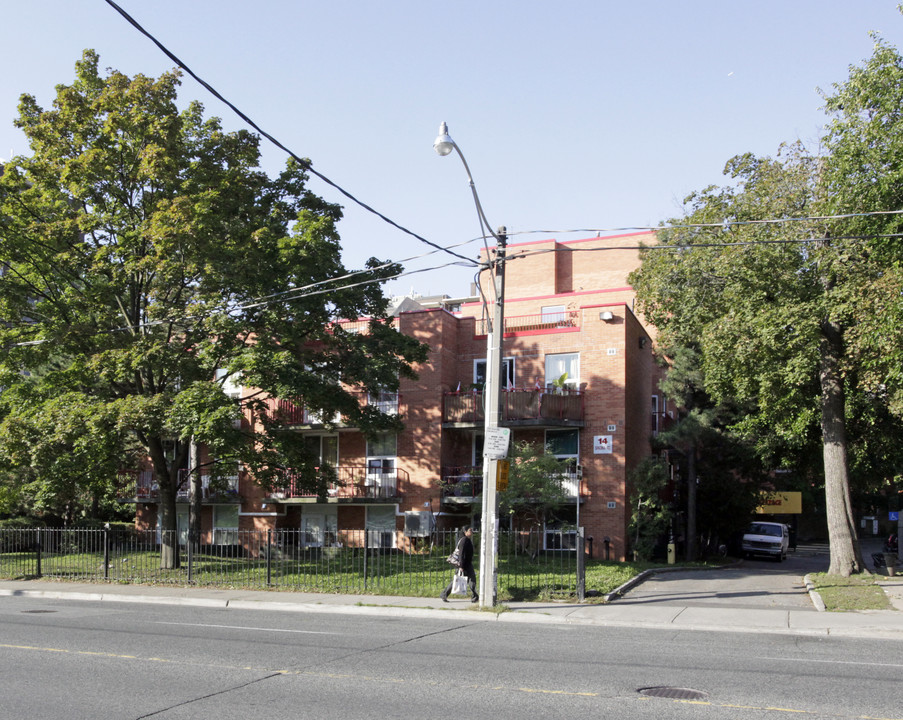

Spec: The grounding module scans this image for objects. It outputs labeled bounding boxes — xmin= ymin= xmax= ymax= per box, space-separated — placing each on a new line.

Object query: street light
xmin=433 ymin=121 xmax=507 ymax=608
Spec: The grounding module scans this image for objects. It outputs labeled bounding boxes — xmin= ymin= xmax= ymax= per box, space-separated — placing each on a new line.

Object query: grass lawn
xmin=808 ymin=572 xmax=894 ymax=611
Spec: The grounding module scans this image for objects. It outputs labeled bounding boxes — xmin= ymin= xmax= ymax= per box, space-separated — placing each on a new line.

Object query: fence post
xmin=187 ymin=536 xmax=193 ymax=584
xmin=104 ymin=527 xmax=110 ymax=580
xmin=363 ymin=539 xmax=368 ymax=592
xmin=266 ymin=529 xmax=272 ymax=587
xmin=576 ymin=526 xmax=585 ymax=602
xmin=35 ymin=530 xmax=42 ymax=578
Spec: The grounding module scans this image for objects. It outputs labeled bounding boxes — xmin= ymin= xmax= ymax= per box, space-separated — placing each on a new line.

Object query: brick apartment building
xmin=131 ymin=232 xmax=664 ymax=562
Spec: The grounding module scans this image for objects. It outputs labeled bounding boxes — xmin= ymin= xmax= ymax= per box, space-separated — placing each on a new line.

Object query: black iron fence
xmin=0 ymin=527 xmax=583 ymax=601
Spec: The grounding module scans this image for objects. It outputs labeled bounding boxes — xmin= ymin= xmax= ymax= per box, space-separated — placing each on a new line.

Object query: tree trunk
xmin=685 ymin=444 xmax=697 ymax=562
xmin=153 ymin=456 xmax=182 ymax=570
xmin=188 ymin=438 xmax=202 ymax=551
xmin=820 ymin=321 xmax=864 ymax=576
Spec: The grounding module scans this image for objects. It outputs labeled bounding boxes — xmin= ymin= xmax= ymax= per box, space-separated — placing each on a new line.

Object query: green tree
xmin=630 ymin=141 xmax=886 ymax=576
xmin=0 ymin=51 xmax=427 ymax=566
xmin=654 ymin=345 xmax=766 ymax=560
xmin=627 ymin=456 xmax=672 ymax=562
xmin=498 ymin=440 xmax=571 ymax=533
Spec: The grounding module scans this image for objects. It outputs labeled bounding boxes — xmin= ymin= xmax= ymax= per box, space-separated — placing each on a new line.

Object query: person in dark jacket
xmin=440 ymin=526 xmax=478 ymax=603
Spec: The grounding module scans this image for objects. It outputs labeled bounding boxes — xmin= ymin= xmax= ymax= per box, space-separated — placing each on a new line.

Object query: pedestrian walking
xmin=441 ymin=526 xmax=478 ymax=603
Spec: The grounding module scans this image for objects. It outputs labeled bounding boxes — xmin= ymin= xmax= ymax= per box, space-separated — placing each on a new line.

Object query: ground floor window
xmin=156 ymin=509 xmax=189 ymax=545
xmin=301 ymin=508 xmax=338 ymax=547
xmin=545 ymin=506 xmax=577 ymax=551
xmin=366 ymin=506 xmax=397 ymax=548
xmin=213 ymin=505 xmax=239 ymax=546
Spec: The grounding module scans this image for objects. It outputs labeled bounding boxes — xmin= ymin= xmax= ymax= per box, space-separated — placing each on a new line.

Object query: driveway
xmin=618 ymin=537 xmax=892 ymax=611
xmin=618 ymin=543 xmax=831 ymax=611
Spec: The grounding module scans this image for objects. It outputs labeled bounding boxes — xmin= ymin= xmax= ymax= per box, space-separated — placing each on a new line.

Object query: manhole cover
xmin=638 ymin=687 xmax=709 ymax=701
xmin=21 ymin=609 xmax=57 ymax=614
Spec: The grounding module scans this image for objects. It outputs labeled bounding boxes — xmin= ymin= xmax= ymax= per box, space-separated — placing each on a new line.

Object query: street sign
xmin=484 ymin=427 xmax=511 ymax=459
xmin=496 ymin=460 xmax=510 ymax=491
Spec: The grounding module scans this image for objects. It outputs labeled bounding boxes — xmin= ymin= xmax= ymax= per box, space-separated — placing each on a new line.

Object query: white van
xmin=742 ymin=521 xmax=790 ymax=562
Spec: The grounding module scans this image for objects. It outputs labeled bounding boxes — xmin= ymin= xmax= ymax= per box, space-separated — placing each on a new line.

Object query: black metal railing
xmin=443 ymin=388 xmax=584 ymax=424
xmin=0 ymin=527 xmax=582 ymax=600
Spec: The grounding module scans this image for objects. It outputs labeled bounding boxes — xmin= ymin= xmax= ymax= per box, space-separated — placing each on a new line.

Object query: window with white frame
xmin=546 ymin=428 xmax=580 ymax=495
xmin=652 ymin=394 xmax=660 ymax=435
xmin=474 ymin=357 xmax=515 ymax=389
xmin=301 ymin=508 xmax=337 ymax=547
xmin=541 ymin=304 xmax=567 ymax=324
xmin=545 ymin=352 xmax=579 ymax=389
xmin=213 ymin=505 xmax=239 ymax=546
xmin=366 ymin=434 xmax=397 ymax=496
xmin=216 ymin=368 xmax=242 ymax=399
xmin=368 ymin=388 xmax=399 ymax=415
xmin=366 ymin=506 xmax=397 ymax=548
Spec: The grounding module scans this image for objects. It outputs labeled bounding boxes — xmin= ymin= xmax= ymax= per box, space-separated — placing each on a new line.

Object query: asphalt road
xmin=2 ymin=589 xmax=902 ymax=720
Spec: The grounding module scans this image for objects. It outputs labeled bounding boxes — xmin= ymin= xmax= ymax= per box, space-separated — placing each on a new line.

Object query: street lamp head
xmin=433 ymin=121 xmax=455 ymax=156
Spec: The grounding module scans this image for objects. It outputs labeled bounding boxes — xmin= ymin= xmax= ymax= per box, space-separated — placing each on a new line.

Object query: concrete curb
xmin=803 ymin=574 xmax=827 ymax=612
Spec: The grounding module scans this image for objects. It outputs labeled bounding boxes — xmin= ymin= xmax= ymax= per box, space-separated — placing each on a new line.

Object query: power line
xmin=102 ymin=0 xmax=479 ymax=270
xmin=498 ymin=209 xmax=903 ymax=241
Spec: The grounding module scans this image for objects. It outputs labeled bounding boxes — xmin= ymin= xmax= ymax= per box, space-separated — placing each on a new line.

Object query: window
xmin=474 ymin=357 xmax=515 ymax=389
xmin=545 ymin=506 xmax=577 ymax=551
xmin=541 ymin=305 xmax=567 ymax=324
xmin=368 ymin=388 xmax=399 ymax=415
xmin=545 ymin=353 xmax=579 ymax=389
xmin=305 ymin=435 xmax=339 ymax=466
xmin=652 ymin=395 xmax=660 ymax=435
xmin=546 ymin=429 xmax=579 ymax=494
xmin=216 ymin=368 xmax=242 ymax=399
xmin=366 ymin=434 xmax=397 ymax=496
xmin=366 ymin=506 xmax=396 ymax=549
xmin=302 ymin=510 xmax=337 ymax=548
xmin=214 ymin=506 xmax=239 ymax=546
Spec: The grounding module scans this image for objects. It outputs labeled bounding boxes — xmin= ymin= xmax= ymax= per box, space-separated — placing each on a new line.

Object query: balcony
xmin=265 ymin=392 xmax=400 ymax=427
xmin=442 ymin=387 xmax=584 ymax=427
xmin=440 ymin=466 xmax=581 ymax=502
xmin=474 ymin=310 xmax=579 ymax=337
xmin=269 ymin=465 xmax=407 ymax=501
xmin=440 ymin=465 xmax=483 ymax=502
xmin=121 ymin=468 xmax=240 ymax=503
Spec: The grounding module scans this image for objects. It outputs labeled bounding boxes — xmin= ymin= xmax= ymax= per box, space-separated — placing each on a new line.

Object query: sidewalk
xmin=2 ymin=575 xmax=903 ymax=640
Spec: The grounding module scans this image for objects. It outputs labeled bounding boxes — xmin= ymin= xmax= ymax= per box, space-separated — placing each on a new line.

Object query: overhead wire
xmin=101 ymin=0 xmax=479 ymax=270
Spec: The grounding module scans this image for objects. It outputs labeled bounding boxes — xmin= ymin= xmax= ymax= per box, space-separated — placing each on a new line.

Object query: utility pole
xmin=478 ymin=228 xmax=507 ymax=607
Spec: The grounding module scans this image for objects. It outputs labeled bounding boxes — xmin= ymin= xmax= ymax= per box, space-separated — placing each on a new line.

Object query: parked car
xmin=741 ymin=521 xmax=789 ymax=562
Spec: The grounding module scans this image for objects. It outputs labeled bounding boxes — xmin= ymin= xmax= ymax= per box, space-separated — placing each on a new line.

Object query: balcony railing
xmin=270 ymin=465 xmax=408 ymax=500
xmin=440 ymin=466 xmax=483 ymax=499
xmin=474 ymin=310 xmax=579 ymax=336
xmin=121 ymin=469 xmax=240 ymax=502
xmin=443 ymin=387 xmax=584 ymax=425
xmin=440 ymin=466 xmax=580 ymax=499
xmin=265 ymin=392 xmax=399 ymax=426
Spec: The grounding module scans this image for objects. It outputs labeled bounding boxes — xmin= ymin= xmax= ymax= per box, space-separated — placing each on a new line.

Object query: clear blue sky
xmin=3 ymin=1 xmax=902 ymax=298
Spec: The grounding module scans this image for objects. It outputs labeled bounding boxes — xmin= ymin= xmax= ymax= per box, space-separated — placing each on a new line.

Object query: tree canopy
xmin=630 ymin=35 xmax=903 ymax=575
xmin=0 ymin=51 xmax=427 ymax=552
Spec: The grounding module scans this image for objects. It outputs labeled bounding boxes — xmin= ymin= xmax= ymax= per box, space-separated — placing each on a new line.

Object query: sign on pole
xmin=484 ymin=427 xmax=511 ymax=459
xmin=496 ymin=460 xmax=510 ymax=491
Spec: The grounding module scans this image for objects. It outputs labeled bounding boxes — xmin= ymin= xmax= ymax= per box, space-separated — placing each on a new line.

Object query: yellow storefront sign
xmin=756 ymin=491 xmax=802 ymax=515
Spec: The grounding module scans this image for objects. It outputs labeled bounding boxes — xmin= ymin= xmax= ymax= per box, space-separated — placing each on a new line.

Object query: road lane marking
xmin=3 ymin=642 xmax=901 ymax=718
xmin=151 ymin=621 xmax=337 ymax=635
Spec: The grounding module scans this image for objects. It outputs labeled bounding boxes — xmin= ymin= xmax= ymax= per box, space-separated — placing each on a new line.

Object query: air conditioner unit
xmin=404 ymin=511 xmax=434 ymax=537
